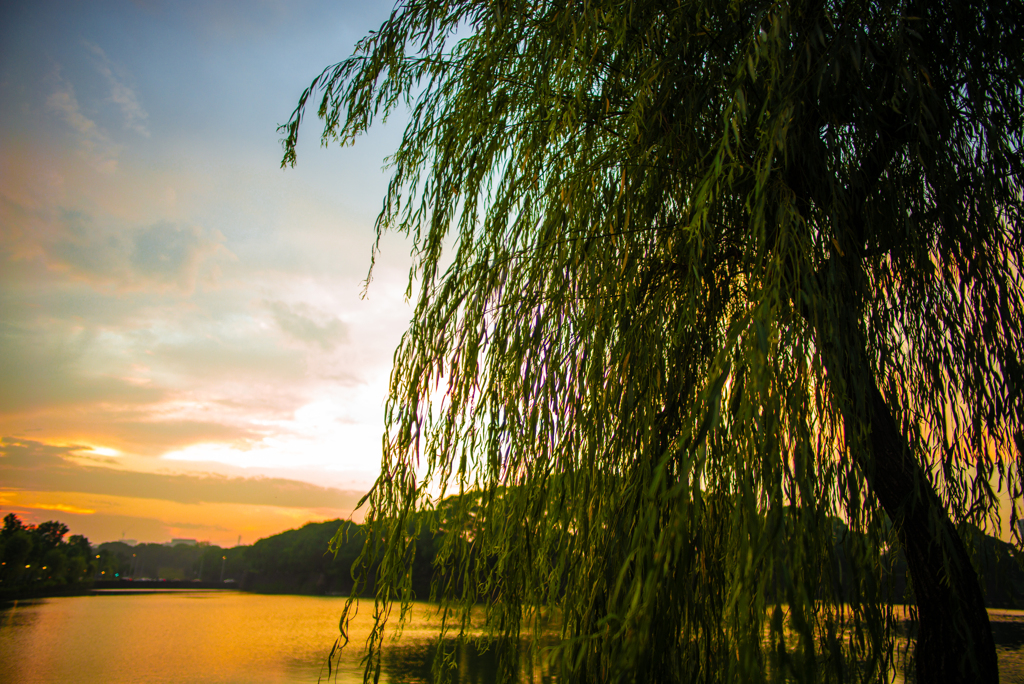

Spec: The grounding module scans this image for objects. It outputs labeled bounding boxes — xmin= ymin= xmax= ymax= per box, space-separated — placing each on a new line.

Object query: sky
xmin=0 ymin=0 xmax=417 ymax=546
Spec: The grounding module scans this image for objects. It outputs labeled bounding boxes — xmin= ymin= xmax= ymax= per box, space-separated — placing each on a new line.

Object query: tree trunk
xmin=857 ymin=379 xmax=997 ymax=683
xmin=820 ymin=302 xmax=998 ymax=683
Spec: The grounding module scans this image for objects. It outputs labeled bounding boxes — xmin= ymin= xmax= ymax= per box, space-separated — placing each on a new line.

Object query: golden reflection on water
xmin=3 ymin=593 xmax=1024 ymax=683
xmin=0 ymin=591 xmax=512 ymax=684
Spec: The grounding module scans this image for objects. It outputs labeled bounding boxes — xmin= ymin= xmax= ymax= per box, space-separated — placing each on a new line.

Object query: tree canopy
xmin=0 ymin=513 xmax=95 ymax=597
xmin=282 ymin=0 xmax=1024 ymax=681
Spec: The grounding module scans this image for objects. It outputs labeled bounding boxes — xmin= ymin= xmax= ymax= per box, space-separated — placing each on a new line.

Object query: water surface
xmin=3 ymin=592 xmax=1024 ymax=683
xmin=0 ymin=591 xmax=500 ymax=684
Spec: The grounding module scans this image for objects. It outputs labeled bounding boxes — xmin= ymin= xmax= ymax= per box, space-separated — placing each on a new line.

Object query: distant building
xmin=169 ymin=538 xmax=197 ymax=547
xmin=121 ymin=539 xmax=138 ymax=547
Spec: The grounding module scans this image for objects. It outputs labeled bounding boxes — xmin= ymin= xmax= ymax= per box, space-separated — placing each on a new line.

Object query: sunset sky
xmin=0 ymin=0 xmax=415 ymax=546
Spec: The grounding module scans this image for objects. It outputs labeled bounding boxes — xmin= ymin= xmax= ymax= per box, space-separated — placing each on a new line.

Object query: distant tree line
xmin=95 ymin=519 xmax=437 ymax=597
xmin=95 ymin=539 xmax=248 ymax=584
xmin=5 ymin=509 xmax=1023 ymax=607
xmin=235 ymin=505 xmax=1024 ymax=607
xmin=829 ymin=518 xmax=1024 ymax=610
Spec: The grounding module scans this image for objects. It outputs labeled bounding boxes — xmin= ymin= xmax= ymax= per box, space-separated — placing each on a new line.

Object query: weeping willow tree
xmin=282 ymin=0 xmax=1024 ymax=681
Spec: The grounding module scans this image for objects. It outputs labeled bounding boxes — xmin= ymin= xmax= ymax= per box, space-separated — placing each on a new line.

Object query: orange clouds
xmin=0 ymin=489 xmax=356 ymax=547
xmin=0 ymin=439 xmax=366 ymax=545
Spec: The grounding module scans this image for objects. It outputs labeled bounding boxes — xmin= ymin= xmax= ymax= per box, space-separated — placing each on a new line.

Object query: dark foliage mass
xmin=94 ymin=540 xmax=248 ymax=584
xmin=0 ymin=514 xmax=434 ymax=599
xmin=243 ymin=519 xmax=400 ymax=595
xmin=5 ymin=511 xmax=1024 ymax=615
xmin=238 ymin=518 xmax=436 ymax=596
xmin=92 ymin=519 xmax=432 ymax=596
xmin=0 ymin=513 xmax=95 ymax=599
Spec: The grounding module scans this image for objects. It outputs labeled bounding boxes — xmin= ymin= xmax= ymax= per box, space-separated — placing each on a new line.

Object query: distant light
xmin=25 ymin=565 xmax=30 ymax=569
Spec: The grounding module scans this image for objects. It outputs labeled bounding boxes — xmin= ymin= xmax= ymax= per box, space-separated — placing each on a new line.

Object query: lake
xmin=2 ymin=591 xmax=1024 ymax=683
xmin=0 ymin=591 xmax=552 ymax=684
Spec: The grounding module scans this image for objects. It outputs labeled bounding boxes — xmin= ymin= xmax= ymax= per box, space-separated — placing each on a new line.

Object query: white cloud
xmin=42 ymin=43 xmax=149 ymax=173
xmin=43 ymin=213 xmax=233 ymax=293
xmin=161 ymin=392 xmax=384 ymax=478
xmin=83 ymin=41 xmax=150 ymax=137
xmin=46 ymin=68 xmax=120 ymax=173
xmin=265 ymin=299 xmax=348 ymax=350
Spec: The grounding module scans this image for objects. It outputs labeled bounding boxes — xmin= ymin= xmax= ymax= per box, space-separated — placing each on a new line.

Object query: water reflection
xmin=889 ymin=609 xmax=1024 ymax=684
xmin=384 ymin=639 xmax=501 ymax=684
xmin=990 ymin=609 xmax=1024 ymax=649
xmin=0 ymin=593 xmax=555 ymax=684
xmin=2 ymin=594 xmax=1023 ymax=683
xmin=380 ymin=636 xmax=558 ymax=684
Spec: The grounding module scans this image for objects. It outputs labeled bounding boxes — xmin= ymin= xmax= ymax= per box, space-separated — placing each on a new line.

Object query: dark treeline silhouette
xmin=883 ymin=523 xmax=1024 ymax=610
xmin=5 ymin=509 xmax=1023 ymax=607
xmin=93 ymin=518 xmax=436 ymax=597
xmin=95 ymin=540 xmax=248 ymax=584
xmin=0 ymin=513 xmax=97 ymax=600
xmin=813 ymin=517 xmax=1024 ymax=610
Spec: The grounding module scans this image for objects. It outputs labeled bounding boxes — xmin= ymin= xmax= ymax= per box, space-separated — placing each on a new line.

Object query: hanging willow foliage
xmin=282 ymin=0 xmax=1024 ymax=681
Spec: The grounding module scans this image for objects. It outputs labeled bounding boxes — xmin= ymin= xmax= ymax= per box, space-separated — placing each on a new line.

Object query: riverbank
xmin=0 ymin=579 xmax=242 ymax=604
xmin=0 ymin=584 xmax=92 ymax=604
